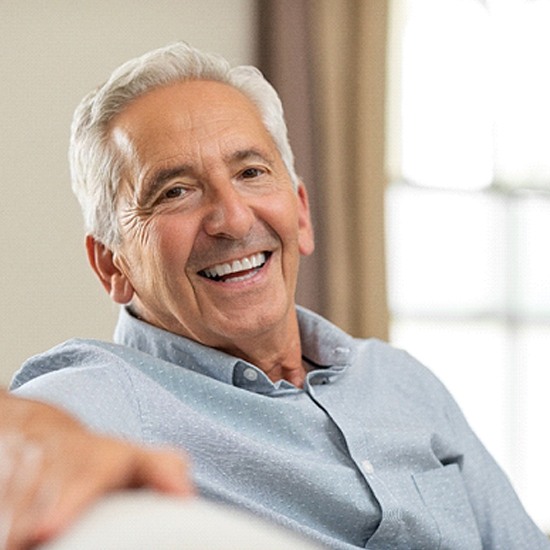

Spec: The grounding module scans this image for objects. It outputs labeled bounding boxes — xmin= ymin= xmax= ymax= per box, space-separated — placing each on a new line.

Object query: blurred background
xmin=1 ymin=0 xmax=548 ymax=533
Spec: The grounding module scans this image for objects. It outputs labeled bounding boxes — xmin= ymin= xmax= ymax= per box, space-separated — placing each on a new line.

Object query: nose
xmin=202 ymin=182 xmax=255 ymax=240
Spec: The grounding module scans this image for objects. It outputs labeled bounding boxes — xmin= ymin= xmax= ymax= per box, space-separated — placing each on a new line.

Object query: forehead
xmin=110 ymin=80 xmax=275 ymax=165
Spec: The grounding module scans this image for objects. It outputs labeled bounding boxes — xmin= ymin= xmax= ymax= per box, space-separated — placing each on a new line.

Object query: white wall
xmin=0 ymin=0 xmax=256 ymax=384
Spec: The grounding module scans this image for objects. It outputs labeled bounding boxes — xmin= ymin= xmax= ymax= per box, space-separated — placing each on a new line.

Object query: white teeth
xmin=231 ymin=259 xmax=243 ymax=272
xmin=202 ymin=252 xmax=266 ymax=279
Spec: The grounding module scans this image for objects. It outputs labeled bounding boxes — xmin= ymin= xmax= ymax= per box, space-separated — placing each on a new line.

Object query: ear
xmin=86 ymin=235 xmax=135 ymax=304
xmin=296 ymin=182 xmax=315 ymax=257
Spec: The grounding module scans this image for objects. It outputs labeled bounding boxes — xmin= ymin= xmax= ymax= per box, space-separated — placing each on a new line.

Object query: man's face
xmin=102 ymin=80 xmax=314 ymax=353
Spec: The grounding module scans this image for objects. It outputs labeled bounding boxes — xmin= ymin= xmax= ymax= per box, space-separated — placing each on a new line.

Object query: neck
xmin=221 ymin=313 xmax=306 ymax=388
xmin=254 ymin=339 xmax=306 ymax=388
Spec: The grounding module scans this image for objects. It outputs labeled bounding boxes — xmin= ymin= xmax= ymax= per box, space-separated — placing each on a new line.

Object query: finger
xmin=132 ymin=447 xmax=196 ymax=496
xmin=28 ymin=443 xmax=195 ymax=545
xmin=0 ymin=435 xmax=51 ymax=550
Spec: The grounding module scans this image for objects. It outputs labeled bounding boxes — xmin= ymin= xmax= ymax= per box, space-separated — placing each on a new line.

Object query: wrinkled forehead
xmin=110 ymin=80 xmax=269 ymax=147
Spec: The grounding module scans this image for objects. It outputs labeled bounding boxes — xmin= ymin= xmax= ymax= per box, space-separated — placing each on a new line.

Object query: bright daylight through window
xmin=386 ymin=0 xmax=550 ymax=532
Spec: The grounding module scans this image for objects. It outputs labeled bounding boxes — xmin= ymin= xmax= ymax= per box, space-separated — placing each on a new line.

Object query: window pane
xmin=492 ymin=2 xmax=550 ymax=188
xmin=394 ymin=0 xmax=550 ymax=191
xmin=400 ymin=0 xmax=493 ymax=189
xmin=516 ymin=196 xmax=550 ymax=316
xmin=386 ymin=184 xmax=507 ymax=315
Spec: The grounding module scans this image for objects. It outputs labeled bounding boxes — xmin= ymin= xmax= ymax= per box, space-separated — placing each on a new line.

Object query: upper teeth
xmin=202 ymin=252 xmax=266 ymax=279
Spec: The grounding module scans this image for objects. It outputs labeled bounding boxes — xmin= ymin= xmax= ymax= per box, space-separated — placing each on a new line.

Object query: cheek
xmin=259 ymin=202 xmax=304 ymax=287
xmin=151 ymin=218 xmax=196 ymax=269
xmin=260 ymin=194 xmax=302 ymax=241
xmin=120 ymin=220 xmax=172 ymax=279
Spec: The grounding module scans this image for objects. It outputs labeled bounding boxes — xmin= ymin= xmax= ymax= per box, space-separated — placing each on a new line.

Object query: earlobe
xmin=296 ymin=183 xmax=315 ymax=257
xmin=86 ymin=235 xmax=135 ymax=304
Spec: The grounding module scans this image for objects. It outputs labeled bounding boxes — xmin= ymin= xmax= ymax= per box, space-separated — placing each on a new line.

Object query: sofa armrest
xmin=37 ymin=491 xmax=321 ymax=549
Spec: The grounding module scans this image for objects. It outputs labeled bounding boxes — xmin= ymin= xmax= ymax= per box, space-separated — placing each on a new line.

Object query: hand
xmin=0 ymin=391 xmax=194 ymax=550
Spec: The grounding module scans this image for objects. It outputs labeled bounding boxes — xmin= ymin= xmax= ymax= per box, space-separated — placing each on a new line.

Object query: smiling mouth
xmin=198 ymin=252 xmax=270 ymax=282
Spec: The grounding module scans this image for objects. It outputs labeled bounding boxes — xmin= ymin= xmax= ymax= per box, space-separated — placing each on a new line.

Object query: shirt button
xmin=243 ymin=368 xmax=258 ymax=381
xmin=362 ymin=459 xmax=375 ymax=475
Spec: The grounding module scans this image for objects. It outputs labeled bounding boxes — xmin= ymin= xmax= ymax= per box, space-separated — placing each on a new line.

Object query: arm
xmin=0 ymin=390 xmax=194 ymax=550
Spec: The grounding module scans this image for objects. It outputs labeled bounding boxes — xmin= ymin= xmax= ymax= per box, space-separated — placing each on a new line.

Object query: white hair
xmin=69 ymin=42 xmax=298 ymax=247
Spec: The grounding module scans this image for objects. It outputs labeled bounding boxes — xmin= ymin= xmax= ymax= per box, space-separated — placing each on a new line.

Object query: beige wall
xmin=0 ymin=0 xmax=256 ymax=385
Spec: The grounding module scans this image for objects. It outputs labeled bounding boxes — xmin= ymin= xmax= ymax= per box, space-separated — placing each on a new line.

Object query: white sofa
xmin=38 ymin=491 xmax=322 ymax=550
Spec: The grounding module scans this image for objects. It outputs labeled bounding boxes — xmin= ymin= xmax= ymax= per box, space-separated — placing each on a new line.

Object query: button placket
xmin=362 ymin=459 xmax=375 ymax=476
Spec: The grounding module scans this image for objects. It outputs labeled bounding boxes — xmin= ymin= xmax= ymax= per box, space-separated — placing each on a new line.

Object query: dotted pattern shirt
xmin=11 ymin=307 xmax=550 ymax=549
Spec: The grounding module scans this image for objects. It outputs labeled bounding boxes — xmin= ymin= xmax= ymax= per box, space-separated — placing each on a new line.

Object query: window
xmin=386 ymin=0 xmax=550 ymax=532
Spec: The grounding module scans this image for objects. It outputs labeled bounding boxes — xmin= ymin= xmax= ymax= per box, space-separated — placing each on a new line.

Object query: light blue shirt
xmin=11 ymin=307 xmax=549 ymax=549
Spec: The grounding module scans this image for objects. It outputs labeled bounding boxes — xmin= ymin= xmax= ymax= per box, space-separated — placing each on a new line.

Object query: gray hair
xmin=69 ymin=42 xmax=298 ymax=247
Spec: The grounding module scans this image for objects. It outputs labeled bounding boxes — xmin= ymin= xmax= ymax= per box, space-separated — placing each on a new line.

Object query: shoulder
xmin=10 ymin=339 xmax=148 ymax=438
xmin=350 ymin=337 xmax=458 ymax=411
xmin=353 ymin=337 xmax=439 ymax=381
xmin=11 ymin=338 xmax=148 ymax=389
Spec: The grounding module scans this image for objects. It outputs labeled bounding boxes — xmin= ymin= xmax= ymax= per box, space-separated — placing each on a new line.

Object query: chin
xmin=216 ymin=307 xmax=287 ymax=339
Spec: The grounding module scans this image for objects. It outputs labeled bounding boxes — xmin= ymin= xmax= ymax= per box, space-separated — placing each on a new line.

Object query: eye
xmin=163 ymin=185 xmax=187 ymax=200
xmin=240 ymin=167 xmax=265 ymax=179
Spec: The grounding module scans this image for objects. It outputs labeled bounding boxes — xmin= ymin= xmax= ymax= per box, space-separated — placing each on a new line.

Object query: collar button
xmin=243 ymin=367 xmax=258 ymax=382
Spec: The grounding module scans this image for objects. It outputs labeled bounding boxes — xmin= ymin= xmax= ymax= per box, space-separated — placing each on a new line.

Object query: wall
xmin=0 ymin=0 xmax=256 ymax=384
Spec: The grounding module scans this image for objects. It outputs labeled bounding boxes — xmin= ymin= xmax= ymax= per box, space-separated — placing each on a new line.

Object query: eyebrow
xmin=138 ymin=165 xmax=192 ymax=205
xmin=228 ymin=148 xmax=274 ymax=166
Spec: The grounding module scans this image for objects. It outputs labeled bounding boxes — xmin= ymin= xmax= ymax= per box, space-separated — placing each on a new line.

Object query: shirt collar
xmin=114 ymin=308 xmax=240 ymax=385
xmin=296 ymin=305 xmax=355 ymax=368
xmin=113 ymin=306 xmax=355 ymax=392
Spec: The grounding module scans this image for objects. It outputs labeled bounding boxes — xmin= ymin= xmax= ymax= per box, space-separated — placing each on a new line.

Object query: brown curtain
xmin=258 ymin=0 xmax=389 ymax=341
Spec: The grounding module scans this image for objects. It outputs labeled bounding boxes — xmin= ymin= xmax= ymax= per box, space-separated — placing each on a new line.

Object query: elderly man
xmin=10 ymin=43 xmax=549 ymax=549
